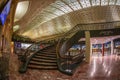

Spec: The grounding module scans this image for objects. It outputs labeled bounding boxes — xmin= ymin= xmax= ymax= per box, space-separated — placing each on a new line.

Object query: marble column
xmin=90 ymin=43 xmax=93 ymax=57
xmin=11 ymin=42 xmax=14 ymax=54
xmin=85 ymin=31 xmax=91 ymax=63
xmin=102 ymin=44 xmax=104 ymax=56
xmin=111 ymin=40 xmax=114 ymax=55
xmin=0 ymin=0 xmax=18 ymax=79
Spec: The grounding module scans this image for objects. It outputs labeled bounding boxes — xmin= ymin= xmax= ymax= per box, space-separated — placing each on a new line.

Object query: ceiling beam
xmin=89 ymin=0 xmax=92 ymax=7
xmin=61 ymin=0 xmax=74 ymax=11
xmin=50 ymin=5 xmax=66 ymax=13
xmin=115 ymin=0 xmax=117 ymax=5
xmin=77 ymin=0 xmax=83 ymax=8
xmin=43 ymin=10 xmax=59 ymax=16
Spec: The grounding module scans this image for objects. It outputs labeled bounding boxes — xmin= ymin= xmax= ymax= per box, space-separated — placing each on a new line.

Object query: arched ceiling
xmin=13 ymin=0 xmax=120 ymax=41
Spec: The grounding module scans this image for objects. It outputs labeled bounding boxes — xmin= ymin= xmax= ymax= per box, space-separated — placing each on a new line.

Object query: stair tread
xmin=28 ymin=46 xmax=57 ymax=70
xmin=36 ymin=53 xmax=56 ymax=55
xmin=39 ymin=51 xmax=56 ymax=53
xmin=33 ymin=57 xmax=56 ymax=60
xmin=38 ymin=51 xmax=56 ymax=54
xmin=35 ymin=54 xmax=56 ymax=57
xmin=31 ymin=58 xmax=57 ymax=62
xmin=28 ymin=64 xmax=58 ymax=69
xmin=34 ymin=56 xmax=57 ymax=59
xmin=29 ymin=61 xmax=57 ymax=66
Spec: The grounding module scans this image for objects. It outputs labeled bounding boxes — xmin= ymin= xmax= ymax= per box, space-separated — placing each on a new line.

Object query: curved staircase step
xmin=34 ymin=56 xmax=57 ymax=60
xmin=36 ymin=53 xmax=56 ymax=57
xmin=29 ymin=61 xmax=57 ymax=66
xmin=28 ymin=64 xmax=58 ymax=70
xmin=39 ymin=51 xmax=56 ymax=53
xmin=31 ymin=58 xmax=57 ymax=63
xmin=28 ymin=45 xmax=58 ymax=71
xmin=38 ymin=51 xmax=56 ymax=54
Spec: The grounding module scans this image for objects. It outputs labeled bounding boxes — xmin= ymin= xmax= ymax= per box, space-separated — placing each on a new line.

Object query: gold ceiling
xmin=14 ymin=0 xmax=120 ymax=41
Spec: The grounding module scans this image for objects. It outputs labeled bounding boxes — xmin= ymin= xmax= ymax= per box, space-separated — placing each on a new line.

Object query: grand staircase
xmin=28 ymin=46 xmax=58 ymax=70
xmin=19 ymin=31 xmax=85 ymax=75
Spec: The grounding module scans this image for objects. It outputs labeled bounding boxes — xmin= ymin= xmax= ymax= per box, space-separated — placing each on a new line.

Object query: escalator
xmin=56 ymin=30 xmax=85 ymax=75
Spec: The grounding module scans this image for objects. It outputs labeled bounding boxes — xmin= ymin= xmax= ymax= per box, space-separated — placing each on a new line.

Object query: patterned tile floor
xmin=9 ymin=54 xmax=120 ymax=80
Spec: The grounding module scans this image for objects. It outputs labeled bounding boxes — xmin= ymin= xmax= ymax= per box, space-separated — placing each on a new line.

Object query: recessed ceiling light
xmin=14 ymin=1 xmax=29 ymax=22
xmin=13 ymin=25 xmax=19 ymax=32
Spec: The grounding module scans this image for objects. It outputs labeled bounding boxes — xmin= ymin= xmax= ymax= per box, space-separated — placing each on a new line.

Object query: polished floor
xmin=9 ymin=54 xmax=120 ymax=80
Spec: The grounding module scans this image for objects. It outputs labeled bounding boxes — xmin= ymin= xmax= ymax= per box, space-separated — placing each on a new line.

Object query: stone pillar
xmin=90 ymin=43 xmax=93 ymax=57
xmin=102 ymin=44 xmax=104 ymax=56
xmin=85 ymin=31 xmax=90 ymax=63
xmin=111 ymin=40 xmax=114 ymax=55
xmin=11 ymin=42 xmax=14 ymax=55
xmin=0 ymin=0 xmax=18 ymax=79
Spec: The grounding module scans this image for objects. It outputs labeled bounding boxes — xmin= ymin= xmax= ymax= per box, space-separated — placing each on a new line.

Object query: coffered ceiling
xmin=13 ymin=0 xmax=120 ymax=41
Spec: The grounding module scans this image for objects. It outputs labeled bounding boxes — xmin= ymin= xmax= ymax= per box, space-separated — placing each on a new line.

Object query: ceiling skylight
xmin=101 ymin=0 xmax=108 ymax=5
xmin=13 ymin=25 xmax=19 ymax=32
xmin=116 ymin=0 xmax=120 ymax=5
xmin=63 ymin=0 xmax=81 ymax=10
xmin=92 ymin=0 xmax=100 ymax=6
xmin=44 ymin=0 xmax=119 ymax=20
xmin=109 ymin=0 xmax=116 ymax=5
xmin=80 ymin=0 xmax=91 ymax=8
xmin=24 ymin=0 xmax=120 ymax=36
